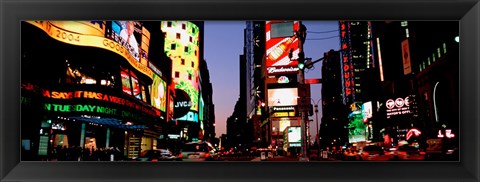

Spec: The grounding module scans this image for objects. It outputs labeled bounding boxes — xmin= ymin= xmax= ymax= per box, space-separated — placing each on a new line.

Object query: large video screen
xmin=267 ymin=88 xmax=298 ymax=107
xmin=151 ymin=74 xmax=167 ymax=112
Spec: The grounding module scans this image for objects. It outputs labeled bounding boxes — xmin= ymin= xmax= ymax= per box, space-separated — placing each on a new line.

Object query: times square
xmin=20 ymin=20 xmax=459 ymax=162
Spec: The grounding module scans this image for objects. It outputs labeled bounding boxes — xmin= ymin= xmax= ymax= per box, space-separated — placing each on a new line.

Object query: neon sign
xmin=41 ymin=89 xmax=160 ymax=117
xmin=44 ymin=103 xmax=117 ymax=114
xmin=406 ymin=128 xmax=421 ymax=140
xmin=386 ymin=95 xmax=415 ymax=118
xmin=26 ymin=21 xmax=154 ymax=79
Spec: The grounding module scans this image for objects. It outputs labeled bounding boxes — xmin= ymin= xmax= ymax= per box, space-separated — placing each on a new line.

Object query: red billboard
xmin=265 ymin=21 xmax=300 ymax=71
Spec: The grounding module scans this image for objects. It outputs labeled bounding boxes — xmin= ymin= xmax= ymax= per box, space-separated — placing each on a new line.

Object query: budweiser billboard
xmin=265 ymin=21 xmax=300 ymax=73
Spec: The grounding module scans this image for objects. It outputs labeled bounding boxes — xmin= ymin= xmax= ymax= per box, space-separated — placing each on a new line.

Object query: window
xmin=167 ymin=22 xmax=172 ymax=27
xmin=175 ymin=72 xmax=180 ymax=78
xmin=184 ymin=46 xmax=189 ymax=53
xmin=176 ymin=33 xmax=181 ymax=39
xmin=195 ymin=51 xmax=197 ymax=56
xmin=191 ymin=61 xmax=194 ymax=68
xmin=428 ymin=57 xmax=431 ymax=65
xmin=188 ymin=74 xmax=192 ymax=80
xmin=189 ymin=36 xmax=193 ymax=43
xmin=437 ymin=48 xmax=441 ymax=58
xmin=443 ymin=43 xmax=447 ymax=54
xmin=432 ymin=53 xmax=436 ymax=62
xmin=181 ymin=59 xmax=185 ymax=65
xmin=171 ymin=43 xmax=176 ymax=50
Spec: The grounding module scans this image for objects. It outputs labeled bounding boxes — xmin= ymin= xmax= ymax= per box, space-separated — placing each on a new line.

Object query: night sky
xmin=204 ymin=21 xmax=340 ymax=139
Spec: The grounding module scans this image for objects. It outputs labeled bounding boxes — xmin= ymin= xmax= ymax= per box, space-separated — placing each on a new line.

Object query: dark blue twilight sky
xmin=204 ymin=21 xmax=340 ymax=139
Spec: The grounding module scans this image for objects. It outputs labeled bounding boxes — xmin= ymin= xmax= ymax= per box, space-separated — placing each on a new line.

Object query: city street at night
xmin=21 ymin=20 xmax=459 ymax=162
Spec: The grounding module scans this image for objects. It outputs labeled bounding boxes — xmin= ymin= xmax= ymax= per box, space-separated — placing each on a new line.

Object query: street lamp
xmin=311 ymin=98 xmax=322 ymax=159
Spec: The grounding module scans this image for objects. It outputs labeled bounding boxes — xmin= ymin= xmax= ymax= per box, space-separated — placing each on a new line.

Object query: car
xmin=358 ymin=145 xmax=390 ymax=161
xmin=179 ymin=141 xmax=218 ymax=161
xmin=391 ymin=145 xmax=426 ymax=161
xmin=136 ymin=149 xmax=178 ymax=162
xmin=343 ymin=149 xmax=360 ymax=161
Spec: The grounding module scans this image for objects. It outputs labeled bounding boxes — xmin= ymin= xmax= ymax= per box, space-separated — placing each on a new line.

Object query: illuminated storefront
xmin=21 ymin=21 xmax=165 ymax=160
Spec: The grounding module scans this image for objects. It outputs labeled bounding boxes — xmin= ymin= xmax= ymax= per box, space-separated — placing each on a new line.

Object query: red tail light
xmin=205 ymin=153 xmax=211 ymax=158
xmin=363 ymin=152 xmax=369 ymax=156
xmin=384 ymin=152 xmax=390 ymax=156
xmin=178 ymin=153 xmax=183 ymax=158
xmin=152 ymin=159 xmax=158 ymax=162
xmin=400 ymin=151 xmax=407 ymax=155
xmin=419 ymin=152 xmax=426 ymax=155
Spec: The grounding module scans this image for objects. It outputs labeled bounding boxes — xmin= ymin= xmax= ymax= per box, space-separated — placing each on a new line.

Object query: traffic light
xmin=298 ymin=52 xmax=305 ymax=70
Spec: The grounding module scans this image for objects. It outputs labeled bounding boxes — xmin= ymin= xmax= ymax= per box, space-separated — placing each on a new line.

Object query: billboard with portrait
xmin=110 ymin=21 xmax=142 ymax=62
xmin=151 ymin=74 xmax=167 ymax=112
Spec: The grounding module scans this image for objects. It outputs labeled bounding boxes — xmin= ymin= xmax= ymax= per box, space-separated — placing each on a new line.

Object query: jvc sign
xmin=173 ymin=89 xmax=191 ymax=119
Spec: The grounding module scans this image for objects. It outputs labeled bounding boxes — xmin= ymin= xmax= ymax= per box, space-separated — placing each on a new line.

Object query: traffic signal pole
xmin=298 ymin=27 xmax=308 ymax=161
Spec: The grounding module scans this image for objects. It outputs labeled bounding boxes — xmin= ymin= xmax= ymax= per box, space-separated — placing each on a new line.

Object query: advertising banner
xmin=26 ymin=21 xmax=154 ymax=79
xmin=267 ymin=88 xmax=298 ymax=107
xmin=385 ymin=95 xmax=416 ymax=118
xmin=161 ymin=21 xmax=200 ymax=112
xmin=265 ymin=21 xmax=300 ymax=71
xmin=402 ymin=39 xmax=412 ymax=75
xmin=287 ymin=126 xmax=302 ymax=144
xmin=151 ymin=74 xmax=167 ymax=112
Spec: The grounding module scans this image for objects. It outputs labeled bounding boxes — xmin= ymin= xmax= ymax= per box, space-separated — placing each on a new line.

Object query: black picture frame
xmin=1 ymin=0 xmax=479 ymax=182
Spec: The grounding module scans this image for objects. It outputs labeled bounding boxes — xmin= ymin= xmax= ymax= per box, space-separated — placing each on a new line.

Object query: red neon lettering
xmin=43 ymin=90 xmax=51 ymax=97
xmin=343 ymin=56 xmax=348 ymax=63
xmin=344 ymin=65 xmax=350 ymax=71
xmin=74 ymin=91 xmax=83 ymax=98
xmin=102 ymin=94 xmax=109 ymax=101
xmin=346 ymin=88 xmax=352 ymax=95
xmin=344 ymin=72 xmax=350 ymax=79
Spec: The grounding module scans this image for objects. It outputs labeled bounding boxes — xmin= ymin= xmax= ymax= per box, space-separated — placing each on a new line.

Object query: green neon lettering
xmin=97 ymin=106 xmax=105 ymax=113
xmin=88 ymin=105 xmax=96 ymax=112
xmin=45 ymin=103 xmax=51 ymax=111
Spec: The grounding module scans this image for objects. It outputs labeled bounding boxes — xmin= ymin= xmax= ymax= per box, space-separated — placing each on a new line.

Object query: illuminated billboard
xmin=348 ymin=109 xmax=367 ymax=143
xmin=161 ymin=21 xmax=200 ymax=112
xmin=151 ymin=74 xmax=167 ymax=112
xmin=271 ymin=117 xmax=300 ymax=136
xmin=121 ymin=68 xmax=132 ymax=95
xmin=110 ymin=21 xmax=142 ymax=62
xmin=287 ymin=126 xmax=301 ymax=143
xmin=267 ymin=88 xmax=298 ymax=107
xmin=362 ymin=101 xmax=373 ymax=120
xmin=265 ymin=21 xmax=300 ymax=69
xmin=385 ymin=95 xmax=416 ymax=118
xmin=26 ymin=21 xmax=155 ymax=79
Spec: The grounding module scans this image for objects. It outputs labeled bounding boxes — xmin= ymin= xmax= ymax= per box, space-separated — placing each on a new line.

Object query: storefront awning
xmin=68 ymin=116 xmax=146 ymax=130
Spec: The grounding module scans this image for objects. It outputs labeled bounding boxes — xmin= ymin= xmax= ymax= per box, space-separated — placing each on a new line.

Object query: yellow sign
xmin=27 ymin=21 xmax=154 ymax=79
xmin=272 ymin=112 xmax=295 ymax=117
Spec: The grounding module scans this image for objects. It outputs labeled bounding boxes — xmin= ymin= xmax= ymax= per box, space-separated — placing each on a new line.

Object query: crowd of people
xmin=51 ymin=145 xmax=124 ymax=161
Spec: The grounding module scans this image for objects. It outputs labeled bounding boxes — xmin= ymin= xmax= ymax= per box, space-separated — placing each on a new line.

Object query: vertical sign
xmin=265 ymin=21 xmax=300 ymax=71
xmin=402 ymin=39 xmax=412 ymax=75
